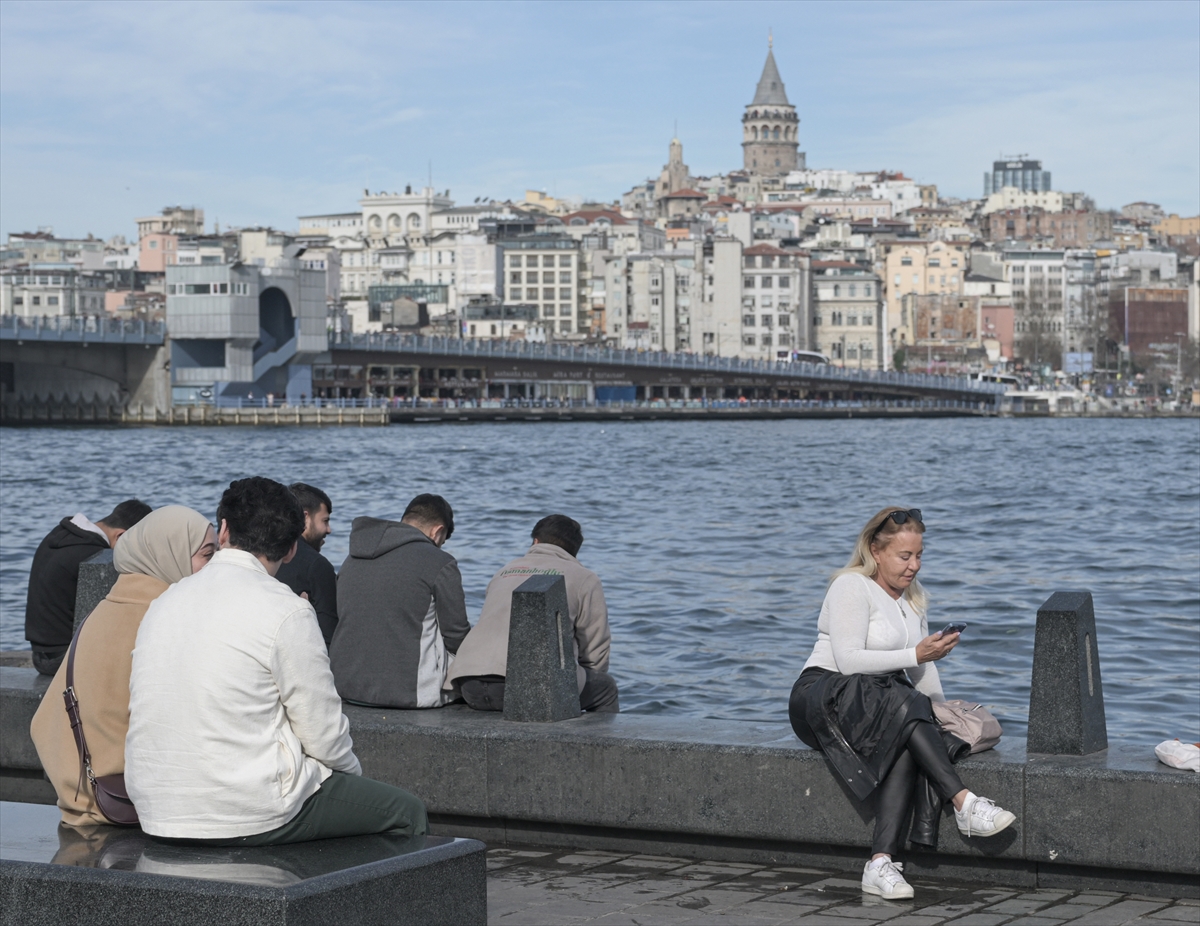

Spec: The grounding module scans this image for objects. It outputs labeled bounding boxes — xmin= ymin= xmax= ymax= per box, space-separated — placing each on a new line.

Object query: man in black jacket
xmin=275 ymin=482 xmax=339 ymax=647
xmin=330 ymin=494 xmax=471 ymax=709
xmin=25 ymin=499 xmax=152 ymax=675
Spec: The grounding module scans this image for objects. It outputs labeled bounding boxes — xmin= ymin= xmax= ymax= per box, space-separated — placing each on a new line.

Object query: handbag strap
xmin=62 ymin=611 xmax=97 ymax=800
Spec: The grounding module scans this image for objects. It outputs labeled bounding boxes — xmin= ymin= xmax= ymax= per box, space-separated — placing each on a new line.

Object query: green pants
xmin=157 ymin=772 xmax=428 ymax=847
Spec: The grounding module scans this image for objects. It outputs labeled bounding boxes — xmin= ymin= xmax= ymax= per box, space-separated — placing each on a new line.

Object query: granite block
xmin=0 ymin=801 xmax=487 ymax=926
xmin=73 ymin=549 xmax=119 ymax=633
xmin=503 ymin=575 xmax=580 ymax=723
xmin=1023 ymin=745 xmax=1200 ymax=876
xmin=0 ymin=667 xmax=50 ymax=770
xmin=1027 ymin=591 xmax=1108 ymax=755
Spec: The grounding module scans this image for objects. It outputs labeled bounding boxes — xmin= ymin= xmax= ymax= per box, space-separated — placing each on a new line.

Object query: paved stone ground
xmin=486 ymin=847 xmax=1199 ymax=926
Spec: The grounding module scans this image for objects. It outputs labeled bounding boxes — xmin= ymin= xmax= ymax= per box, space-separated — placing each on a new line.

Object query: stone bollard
xmin=72 ymin=549 xmax=119 ymax=634
xmin=503 ymin=574 xmax=581 ymax=723
xmin=1027 ymin=590 xmax=1108 ymax=755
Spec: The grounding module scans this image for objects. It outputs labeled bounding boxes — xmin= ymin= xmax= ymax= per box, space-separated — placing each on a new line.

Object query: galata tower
xmin=742 ymin=37 xmax=803 ymax=176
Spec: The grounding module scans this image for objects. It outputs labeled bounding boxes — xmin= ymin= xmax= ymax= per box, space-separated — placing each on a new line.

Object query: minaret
xmin=742 ymin=35 xmax=802 ymax=177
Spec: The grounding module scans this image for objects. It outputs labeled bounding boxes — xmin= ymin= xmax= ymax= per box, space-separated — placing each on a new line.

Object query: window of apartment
xmin=149 ymin=240 xmax=159 ymax=249
xmin=47 ymin=296 xmax=59 ymax=305
xmin=560 ymin=305 xmax=572 ymax=316
xmin=559 ymin=255 xmax=572 ymax=267
xmin=847 ymin=346 xmax=858 ymax=359
xmin=761 ymin=255 xmax=775 ymax=268
xmin=929 ymin=258 xmax=940 ymax=267
xmin=559 ymin=271 xmax=571 ymax=284
xmin=912 ymin=274 xmax=919 ymax=284
xmin=510 ymin=255 xmax=523 ymax=267
xmin=900 ymin=256 xmax=912 ymax=266
xmin=759 ymin=275 xmax=772 ymax=289
xmin=833 ymin=284 xmax=840 ymax=297
xmin=51 ymin=276 xmax=63 ymax=285
xmin=542 ymin=288 xmax=554 ymax=301
xmin=31 ymin=296 xmax=41 ymax=306
xmin=743 ymin=334 xmax=756 ymax=346
xmin=778 ymin=256 xmax=791 ymax=269
xmin=862 ymin=346 xmax=874 ymax=359
xmin=848 ymin=315 xmax=858 ymax=325
xmin=744 ymin=255 xmax=757 ymax=268
xmin=929 ymin=274 xmax=935 ymax=284
xmin=848 ymin=284 xmax=857 ymax=297
xmin=743 ymin=276 xmax=755 ymax=288
xmin=510 ymin=272 xmax=521 ymax=284
xmin=542 ymin=271 xmax=554 ymax=283
xmin=761 ymin=314 xmax=773 ymax=328
xmin=813 ymin=314 xmax=821 ymax=326
xmin=760 ymin=296 xmax=773 ymax=307
xmin=522 ymin=271 xmax=537 ymax=284
xmin=559 ymin=320 xmax=572 ymax=333
xmin=833 ymin=311 xmax=843 ymax=325
xmin=862 ymin=311 xmax=873 ymax=326
xmin=779 ymin=276 xmax=790 ymax=288
xmin=543 ymin=255 xmax=555 ymax=267
xmin=778 ymin=332 xmax=791 ymax=346
xmin=762 ymin=333 xmax=773 ymax=346
xmin=560 ymin=288 xmax=572 ymax=300
xmin=778 ymin=314 xmax=791 ymax=327
xmin=743 ymin=314 xmax=755 ymax=327
xmin=951 ymin=259 xmax=959 ymax=267
xmin=510 ymin=287 xmax=522 ymax=300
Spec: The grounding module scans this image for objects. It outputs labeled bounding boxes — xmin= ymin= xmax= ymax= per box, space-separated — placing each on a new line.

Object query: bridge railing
xmin=330 ymin=332 xmax=1006 ymax=396
xmin=202 ymin=396 xmax=993 ymax=412
xmin=0 ymin=314 xmax=166 ymax=345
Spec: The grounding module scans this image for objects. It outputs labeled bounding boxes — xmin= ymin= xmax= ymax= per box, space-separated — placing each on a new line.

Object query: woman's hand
xmin=916 ymin=630 xmax=960 ymax=664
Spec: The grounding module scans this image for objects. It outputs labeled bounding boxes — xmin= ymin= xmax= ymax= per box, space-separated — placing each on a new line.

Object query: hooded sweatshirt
xmin=330 ymin=518 xmax=470 ymax=708
xmin=25 ymin=516 xmax=110 ymax=657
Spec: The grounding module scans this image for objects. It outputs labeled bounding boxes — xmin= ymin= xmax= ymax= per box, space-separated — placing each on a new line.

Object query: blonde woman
xmin=788 ymin=507 xmax=1016 ymax=900
xmin=31 ymin=506 xmax=216 ymax=826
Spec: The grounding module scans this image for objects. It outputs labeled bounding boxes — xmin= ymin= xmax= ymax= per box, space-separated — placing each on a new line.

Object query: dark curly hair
xmin=217 ymin=477 xmax=305 ymax=561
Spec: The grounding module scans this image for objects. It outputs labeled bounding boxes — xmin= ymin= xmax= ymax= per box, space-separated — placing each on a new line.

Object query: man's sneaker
xmin=861 ymin=858 xmax=914 ymax=900
xmin=955 ymin=792 xmax=1017 ymax=837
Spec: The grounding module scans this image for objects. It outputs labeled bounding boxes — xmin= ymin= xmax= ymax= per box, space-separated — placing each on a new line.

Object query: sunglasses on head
xmin=888 ymin=509 xmax=922 ymax=526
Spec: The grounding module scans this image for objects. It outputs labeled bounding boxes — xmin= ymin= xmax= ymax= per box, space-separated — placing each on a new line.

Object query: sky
xmin=1 ymin=0 xmax=1197 ymax=240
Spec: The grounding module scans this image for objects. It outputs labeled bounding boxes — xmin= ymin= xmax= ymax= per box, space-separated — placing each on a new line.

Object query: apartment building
xmin=1 ymin=265 xmax=108 ymax=316
xmin=811 ymin=261 xmax=884 ymax=368
xmin=603 ymin=244 xmax=702 ymax=351
xmin=501 ymin=238 xmax=584 ymax=337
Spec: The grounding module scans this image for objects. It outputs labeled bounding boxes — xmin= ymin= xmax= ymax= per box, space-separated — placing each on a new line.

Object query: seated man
xmin=274 ymin=482 xmax=339 ymax=646
xmin=331 ymin=494 xmax=470 ymax=709
xmin=25 ymin=498 xmax=152 ymax=675
xmin=126 ymin=477 xmax=426 ymax=845
xmin=447 ymin=514 xmax=619 ymax=713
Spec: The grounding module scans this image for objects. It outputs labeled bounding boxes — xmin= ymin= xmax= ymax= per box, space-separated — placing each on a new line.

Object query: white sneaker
xmin=861 ymin=858 xmax=914 ymax=900
xmin=955 ymin=792 xmax=1017 ymax=837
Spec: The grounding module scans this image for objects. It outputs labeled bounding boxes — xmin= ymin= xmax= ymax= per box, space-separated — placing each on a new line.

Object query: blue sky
xmin=1 ymin=0 xmax=1197 ymax=240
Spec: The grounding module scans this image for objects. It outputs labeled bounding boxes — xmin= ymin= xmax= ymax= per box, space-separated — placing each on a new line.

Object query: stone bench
xmin=0 ymin=801 xmax=486 ymax=926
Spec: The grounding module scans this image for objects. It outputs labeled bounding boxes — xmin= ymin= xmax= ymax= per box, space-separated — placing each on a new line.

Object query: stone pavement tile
xmin=1036 ymin=905 xmax=1108 ymax=921
xmin=487 ymin=849 xmax=554 ymax=872
xmin=940 ymin=915 xmax=1011 ymax=925
xmin=907 ymin=900 xmax=987 ymax=920
xmin=491 ymin=908 xmax=592 ymax=925
xmin=743 ymin=899 xmax=833 ymax=919
xmin=671 ymin=888 xmax=774 ymax=913
xmin=1003 ymin=918 xmax=1073 ymax=926
xmin=498 ymin=896 xmax=634 ymax=923
xmin=881 ymin=917 xmax=951 ymax=926
xmin=1062 ymin=900 xmax=1174 ymax=925
xmin=613 ymin=856 xmax=695 ymax=871
xmin=987 ymin=897 xmax=1069 ymax=915
xmin=1176 ymin=901 xmax=1200 ymax=908
xmin=1141 ymin=908 xmax=1200 ymax=923
xmin=584 ymin=876 xmax=735 ymax=906
xmin=1126 ymin=896 xmax=1175 ymax=904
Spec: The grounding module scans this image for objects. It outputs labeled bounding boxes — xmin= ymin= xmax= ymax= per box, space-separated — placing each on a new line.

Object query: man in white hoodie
xmin=126 ymin=476 xmax=427 ymax=845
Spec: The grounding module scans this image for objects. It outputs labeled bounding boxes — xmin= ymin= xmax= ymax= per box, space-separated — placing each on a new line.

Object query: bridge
xmin=326 ymin=332 xmax=1004 ymax=406
xmin=1 ymin=315 xmax=1003 ymax=421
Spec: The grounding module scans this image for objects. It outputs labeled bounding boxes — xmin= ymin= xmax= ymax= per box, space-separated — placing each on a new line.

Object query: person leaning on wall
xmin=30 ymin=506 xmax=215 ymax=826
xmin=25 ymin=499 xmax=152 ymax=676
xmin=788 ymin=506 xmax=1016 ymax=901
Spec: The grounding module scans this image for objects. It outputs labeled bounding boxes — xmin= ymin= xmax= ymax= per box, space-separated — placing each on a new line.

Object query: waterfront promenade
xmin=485 ymin=846 xmax=1198 ymax=925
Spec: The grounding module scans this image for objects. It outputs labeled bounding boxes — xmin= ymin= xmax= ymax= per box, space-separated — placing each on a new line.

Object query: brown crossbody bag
xmin=63 ymin=612 xmax=139 ymax=826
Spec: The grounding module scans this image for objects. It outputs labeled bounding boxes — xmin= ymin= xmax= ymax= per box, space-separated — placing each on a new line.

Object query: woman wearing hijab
xmin=31 ymin=505 xmax=215 ymax=826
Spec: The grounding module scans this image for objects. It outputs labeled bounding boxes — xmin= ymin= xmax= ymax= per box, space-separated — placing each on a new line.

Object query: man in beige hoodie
xmin=447 ymin=515 xmax=618 ymax=713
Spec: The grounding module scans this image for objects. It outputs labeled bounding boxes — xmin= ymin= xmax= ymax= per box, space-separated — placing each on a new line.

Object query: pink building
xmin=138 ymin=232 xmax=178 ymax=273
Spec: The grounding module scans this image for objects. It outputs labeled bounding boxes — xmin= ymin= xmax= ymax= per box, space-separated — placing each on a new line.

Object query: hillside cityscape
xmin=2 ymin=43 xmax=1197 ymax=407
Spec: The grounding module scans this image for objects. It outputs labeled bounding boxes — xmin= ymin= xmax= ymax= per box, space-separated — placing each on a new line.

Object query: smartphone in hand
xmin=939 ymin=622 xmax=967 ymax=636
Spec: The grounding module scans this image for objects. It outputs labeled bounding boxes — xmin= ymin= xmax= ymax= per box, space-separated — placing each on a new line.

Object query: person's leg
xmin=234 ymin=772 xmax=428 ymax=846
xmin=905 ymin=721 xmax=966 ymax=803
xmin=460 ymin=676 xmax=505 ymax=712
xmin=580 ymin=667 xmax=620 ymax=713
xmin=871 ymin=746 xmax=917 ymax=858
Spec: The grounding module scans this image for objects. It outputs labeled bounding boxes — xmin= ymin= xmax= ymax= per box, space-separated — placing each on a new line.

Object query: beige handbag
xmin=933 ymin=699 xmax=1002 ymax=754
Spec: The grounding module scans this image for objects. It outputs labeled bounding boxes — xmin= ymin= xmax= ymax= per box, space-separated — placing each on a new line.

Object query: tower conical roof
xmin=751 ymin=48 xmax=789 ymax=106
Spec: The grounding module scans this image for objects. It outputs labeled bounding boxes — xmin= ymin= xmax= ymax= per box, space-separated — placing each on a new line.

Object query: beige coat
xmin=30 ymin=573 xmax=169 ymax=826
xmin=446 ymin=543 xmax=610 ymax=692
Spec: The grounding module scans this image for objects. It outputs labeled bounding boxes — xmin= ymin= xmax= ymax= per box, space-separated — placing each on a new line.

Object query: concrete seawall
xmin=2 ymin=667 xmax=1195 ymax=898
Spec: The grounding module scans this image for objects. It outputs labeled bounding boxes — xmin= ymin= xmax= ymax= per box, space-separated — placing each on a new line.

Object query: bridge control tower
xmin=166 ymin=252 xmax=327 ymax=404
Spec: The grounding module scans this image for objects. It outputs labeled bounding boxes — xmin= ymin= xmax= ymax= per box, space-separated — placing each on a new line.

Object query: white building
xmin=811 ymin=260 xmax=884 ymax=368
xmin=1 ymin=265 xmax=108 ymax=316
xmin=981 ymin=187 xmax=1065 ymax=215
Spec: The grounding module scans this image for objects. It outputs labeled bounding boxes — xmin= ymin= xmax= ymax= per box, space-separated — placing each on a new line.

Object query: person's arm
xmin=827 ymin=576 xmax=919 ymax=675
xmin=574 ymin=576 xmax=611 ymax=673
xmin=308 ymin=555 xmax=340 ymax=648
xmin=433 ymin=559 xmax=471 ymax=653
xmin=271 ymin=605 xmax=361 ymax=775
xmin=907 ymin=609 xmax=946 ymax=700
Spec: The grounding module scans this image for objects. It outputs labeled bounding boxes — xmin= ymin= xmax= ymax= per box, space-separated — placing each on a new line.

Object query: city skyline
xmin=0 ymin=0 xmax=1197 ymax=239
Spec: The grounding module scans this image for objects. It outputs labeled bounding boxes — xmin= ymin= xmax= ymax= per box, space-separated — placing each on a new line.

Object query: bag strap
xmin=62 ymin=611 xmax=97 ymax=801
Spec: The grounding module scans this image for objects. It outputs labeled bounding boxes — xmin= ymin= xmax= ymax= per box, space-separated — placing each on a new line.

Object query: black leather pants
xmin=872 ymin=720 xmax=966 ymax=856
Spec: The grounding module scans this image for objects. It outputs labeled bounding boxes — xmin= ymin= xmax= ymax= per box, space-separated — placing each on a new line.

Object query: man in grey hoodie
xmin=329 ymin=495 xmax=470 ymax=708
